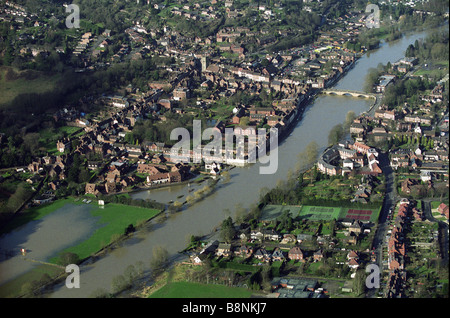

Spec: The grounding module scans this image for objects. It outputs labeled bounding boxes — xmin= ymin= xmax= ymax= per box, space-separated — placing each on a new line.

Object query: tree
xmin=353 ymin=269 xmax=367 ymax=296
xmin=124 ymin=224 xmax=135 ymax=235
xmin=124 ymin=264 xmax=138 ymax=286
xmin=22 ymin=133 xmax=40 ymax=155
xmin=234 ymin=203 xmax=247 ymax=225
xmin=296 ymin=140 xmax=319 ymax=173
xmin=78 ymin=168 xmax=91 ymax=183
xmin=277 ymin=210 xmax=294 ymax=232
xmin=304 ymin=141 xmax=319 ymax=165
xmin=344 ymin=111 xmax=357 ymax=131
xmin=111 ymin=274 xmax=129 ymax=293
xmin=220 ymin=216 xmax=236 ymax=243
xmin=58 ymin=252 xmax=80 ymax=266
xmin=328 ymin=124 xmax=344 ymax=145
xmin=150 ymin=246 xmax=169 ymax=278
xmin=239 ymin=116 xmax=250 ymax=127
xmin=5 ymin=182 xmax=32 ymax=213
xmin=89 ymin=288 xmax=110 ymax=298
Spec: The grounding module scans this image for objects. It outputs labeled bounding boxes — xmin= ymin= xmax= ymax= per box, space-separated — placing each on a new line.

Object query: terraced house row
xmin=385 ymin=198 xmax=424 ymax=298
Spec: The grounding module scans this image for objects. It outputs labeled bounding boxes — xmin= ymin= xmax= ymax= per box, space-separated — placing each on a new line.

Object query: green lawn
xmin=1 ymin=197 xmax=161 ymax=261
xmin=260 ymin=204 xmax=303 ymax=222
xmin=149 ymin=281 xmax=254 ymax=298
xmin=431 ymin=201 xmax=445 ymax=210
xmin=0 ymin=263 xmax=64 ymax=298
xmin=37 ymin=126 xmax=82 ymax=154
xmin=0 ymin=66 xmax=62 ymax=107
xmin=52 ymin=203 xmax=161 ymax=261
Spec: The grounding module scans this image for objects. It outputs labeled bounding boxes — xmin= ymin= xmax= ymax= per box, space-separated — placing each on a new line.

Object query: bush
xmin=57 ymin=252 xmax=80 ymax=266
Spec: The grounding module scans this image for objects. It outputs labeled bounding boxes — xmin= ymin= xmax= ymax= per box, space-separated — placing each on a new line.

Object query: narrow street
xmin=367 ymin=151 xmax=398 ymax=297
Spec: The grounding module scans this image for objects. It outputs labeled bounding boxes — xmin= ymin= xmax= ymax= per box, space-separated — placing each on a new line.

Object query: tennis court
xmin=262 ymin=205 xmax=381 ymax=222
xmin=298 ymin=205 xmax=342 ymax=221
xmin=344 ymin=208 xmax=377 ymax=221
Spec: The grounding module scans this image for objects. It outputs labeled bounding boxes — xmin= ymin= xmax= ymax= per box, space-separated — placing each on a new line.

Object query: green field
xmin=1 ymin=197 xmax=161 ymax=261
xmin=51 ymin=202 xmax=161 ymax=261
xmin=0 ymin=262 xmax=64 ymax=298
xmin=0 ymin=66 xmax=62 ymax=107
xmin=149 ymin=281 xmax=254 ymax=298
xmin=260 ymin=205 xmax=302 ymax=221
xmin=0 ymin=198 xmax=75 ymax=235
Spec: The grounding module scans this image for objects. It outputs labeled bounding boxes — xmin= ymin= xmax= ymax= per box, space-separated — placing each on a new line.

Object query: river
xmin=2 ymin=24 xmax=446 ymax=298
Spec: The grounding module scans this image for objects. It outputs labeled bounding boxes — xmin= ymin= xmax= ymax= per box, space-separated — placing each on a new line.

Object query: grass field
xmin=260 ymin=205 xmax=302 ymax=221
xmin=1 ymin=197 xmax=161 ymax=261
xmin=51 ymin=202 xmax=161 ymax=261
xmin=148 ymin=281 xmax=254 ymax=298
xmin=0 ymin=66 xmax=62 ymax=107
xmin=0 ymin=263 xmax=64 ymax=298
xmin=0 ymin=198 xmax=75 ymax=235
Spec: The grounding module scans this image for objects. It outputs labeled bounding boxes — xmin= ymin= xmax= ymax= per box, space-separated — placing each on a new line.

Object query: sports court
xmin=262 ymin=205 xmax=380 ymax=222
xmin=298 ymin=205 xmax=342 ymax=221
xmin=344 ymin=209 xmax=374 ymax=221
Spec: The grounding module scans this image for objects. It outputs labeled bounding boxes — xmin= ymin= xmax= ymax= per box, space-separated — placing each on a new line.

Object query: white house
xmin=343 ymin=159 xmax=354 ymax=170
xmin=420 ymin=171 xmax=432 ymax=182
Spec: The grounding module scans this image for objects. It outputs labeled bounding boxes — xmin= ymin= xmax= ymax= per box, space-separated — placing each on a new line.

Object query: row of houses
xmin=385 ymin=198 xmax=421 ymax=298
xmin=190 ymin=240 xmax=326 ymax=265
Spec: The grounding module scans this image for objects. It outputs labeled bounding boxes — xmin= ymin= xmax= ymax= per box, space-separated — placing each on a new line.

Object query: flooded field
xmin=0 ymin=202 xmax=101 ymax=287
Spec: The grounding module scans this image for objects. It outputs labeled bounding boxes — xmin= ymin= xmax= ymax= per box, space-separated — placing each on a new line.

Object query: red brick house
xmin=288 ymin=246 xmax=304 ymax=261
xmin=438 ymin=203 xmax=449 ymax=219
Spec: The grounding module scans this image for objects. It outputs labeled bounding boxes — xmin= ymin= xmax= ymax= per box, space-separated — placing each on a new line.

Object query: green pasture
xmin=148 ymin=281 xmax=254 ymax=298
xmin=0 ymin=66 xmax=62 ymax=107
xmin=51 ymin=202 xmax=161 ymax=261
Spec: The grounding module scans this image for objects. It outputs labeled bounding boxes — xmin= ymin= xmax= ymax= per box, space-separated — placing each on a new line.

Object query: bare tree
xmin=150 ymin=246 xmax=169 ymax=278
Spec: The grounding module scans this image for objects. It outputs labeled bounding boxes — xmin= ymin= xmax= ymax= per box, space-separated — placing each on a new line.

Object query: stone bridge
xmin=321 ymin=89 xmax=375 ymax=99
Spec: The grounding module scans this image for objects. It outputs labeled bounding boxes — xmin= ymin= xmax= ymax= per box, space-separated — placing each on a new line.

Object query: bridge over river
xmin=321 ymin=89 xmax=376 ymax=99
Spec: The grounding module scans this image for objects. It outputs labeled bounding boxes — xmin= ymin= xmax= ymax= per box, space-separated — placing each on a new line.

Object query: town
xmin=0 ymin=0 xmax=448 ymax=300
